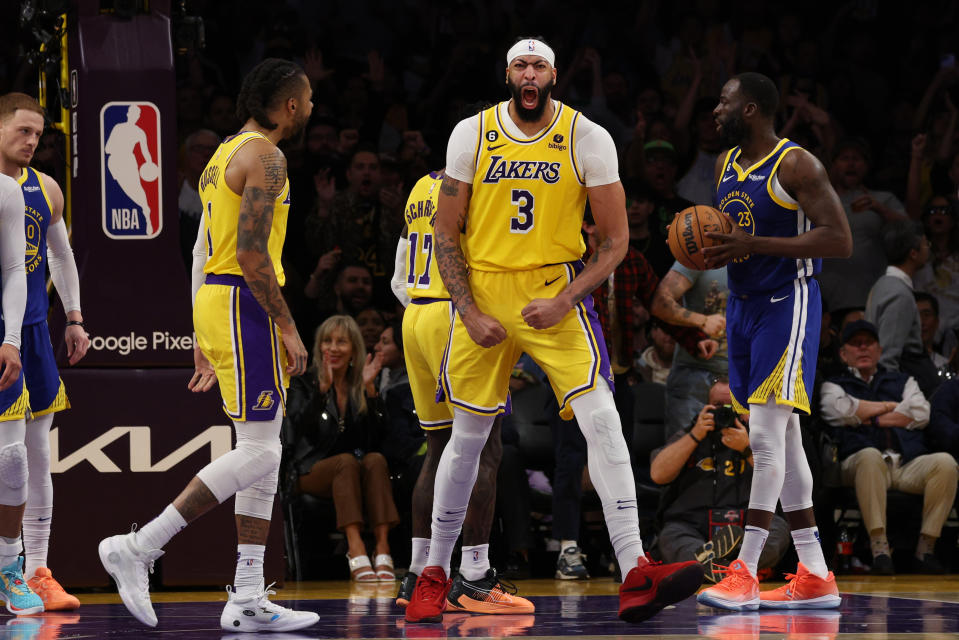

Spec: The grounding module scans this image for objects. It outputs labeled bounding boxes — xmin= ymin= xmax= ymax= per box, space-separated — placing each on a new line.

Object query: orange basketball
xmin=667 ymin=205 xmax=733 ymax=270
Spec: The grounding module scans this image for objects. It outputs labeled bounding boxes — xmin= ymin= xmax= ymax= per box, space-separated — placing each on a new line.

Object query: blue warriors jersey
xmin=715 ymin=139 xmax=819 ymax=296
xmin=18 ymin=168 xmax=53 ymax=325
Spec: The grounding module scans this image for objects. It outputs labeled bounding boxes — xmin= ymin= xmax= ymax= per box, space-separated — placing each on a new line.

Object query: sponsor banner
xmin=50 ymin=369 xmax=284 ymax=587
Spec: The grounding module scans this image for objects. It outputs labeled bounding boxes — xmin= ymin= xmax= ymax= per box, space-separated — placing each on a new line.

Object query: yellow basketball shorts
xmin=438 ymin=262 xmax=612 ymax=421
xmin=194 ymin=274 xmax=289 ymax=422
xmin=403 ymin=298 xmax=455 ymax=430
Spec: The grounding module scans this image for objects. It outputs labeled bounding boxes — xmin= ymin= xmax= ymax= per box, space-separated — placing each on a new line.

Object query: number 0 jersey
xmin=18 ymin=167 xmax=53 ymax=325
xmin=467 ymin=102 xmax=588 ymax=272
xmin=198 ymin=131 xmax=290 ymax=286
xmin=404 ymin=171 xmax=448 ymax=300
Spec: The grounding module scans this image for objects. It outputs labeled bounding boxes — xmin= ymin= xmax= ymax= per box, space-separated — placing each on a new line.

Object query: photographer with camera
xmin=650 ymin=379 xmax=789 ymax=582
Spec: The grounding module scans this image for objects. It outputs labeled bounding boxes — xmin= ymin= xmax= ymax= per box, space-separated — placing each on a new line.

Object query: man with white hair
xmin=404 ymin=36 xmax=704 ymax=625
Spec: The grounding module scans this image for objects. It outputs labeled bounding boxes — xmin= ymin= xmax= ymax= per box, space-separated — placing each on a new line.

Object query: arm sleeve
xmin=0 ymin=184 xmax=26 ymax=349
xmin=45 ymin=219 xmax=81 ymax=313
xmin=574 ymin=115 xmax=620 ymax=187
xmin=390 ymin=236 xmax=411 ymax=308
xmin=896 ymin=376 xmax=930 ymax=429
xmin=191 ymin=215 xmax=208 ymax=305
xmin=444 ymin=116 xmax=480 ymax=184
xmin=819 ymin=381 xmax=862 ymax=426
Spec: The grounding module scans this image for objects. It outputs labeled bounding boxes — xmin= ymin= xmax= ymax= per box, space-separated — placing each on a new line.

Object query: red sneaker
xmin=618 ymin=554 xmax=704 ymax=623
xmin=759 ymin=563 xmax=841 ymax=609
xmin=405 ymin=566 xmax=452 ymax=623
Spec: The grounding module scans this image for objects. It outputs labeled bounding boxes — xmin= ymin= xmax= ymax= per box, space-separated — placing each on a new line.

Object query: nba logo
xmin=100 ymin=101 xmax=162 ymax=239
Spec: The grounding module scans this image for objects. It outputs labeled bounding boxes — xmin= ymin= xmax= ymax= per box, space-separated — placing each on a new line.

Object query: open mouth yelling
xmin=521 ymin=85 xmax=539 ymax=109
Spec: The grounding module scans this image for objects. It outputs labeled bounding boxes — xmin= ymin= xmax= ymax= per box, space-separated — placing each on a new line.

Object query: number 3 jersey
xmin=404 ymin=171 xmax=449 ymax=300
xmin=446 ymin=101 xmax=618 ymax=273
xmin=715 ymin=138 xmax=820 ymax=296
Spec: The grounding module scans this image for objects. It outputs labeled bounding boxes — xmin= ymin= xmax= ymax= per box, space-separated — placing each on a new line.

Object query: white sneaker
xmin=220 ymin=583 xmax=320 ymax=633
xmin=98 ymin=529 xmax=164 ymax=627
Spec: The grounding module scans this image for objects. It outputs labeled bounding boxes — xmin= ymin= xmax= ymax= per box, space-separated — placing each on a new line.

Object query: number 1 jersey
xmin=467 ymin=102 xmax=588 ymax=272
xmin=404 ymin=171 xmax=449 ymax=300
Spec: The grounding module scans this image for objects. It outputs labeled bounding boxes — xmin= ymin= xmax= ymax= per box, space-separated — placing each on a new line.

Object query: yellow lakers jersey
xmin=404 ymin=171 xmax=449 ymax=299
xmin=467 ymin=101 xmax=588 ymax=271
xmin=199 ymin=131 xmax=290 ymax=286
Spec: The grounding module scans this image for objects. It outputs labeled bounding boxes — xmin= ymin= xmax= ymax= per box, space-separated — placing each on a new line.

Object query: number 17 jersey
xmin=404 ymin=171 xmax=449 ymax=300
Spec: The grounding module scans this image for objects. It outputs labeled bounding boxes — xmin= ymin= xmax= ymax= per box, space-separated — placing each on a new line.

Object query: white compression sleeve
xmin=191 ymin=214 xmax=208 ymax=305
xmin=391 ymin=236 xmax=411 ymax=308
xmin=45 ymin=220 xmax=81 ymax=313
xmin=0 ymin=181 xmax=26 ymax=349
xmin=745 ymin=399 xmax=793 ymax=512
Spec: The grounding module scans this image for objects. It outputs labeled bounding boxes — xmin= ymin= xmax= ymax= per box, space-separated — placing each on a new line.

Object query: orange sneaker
xmin=696 ymin=559 xmax=759 ymax=611
xmin=445 ymin=569 xmax=534 ymax=614
xmin=759 ymin=563 xmax=841 ymax=609
xmin=27 ymin=568 xmax=80 ymax=611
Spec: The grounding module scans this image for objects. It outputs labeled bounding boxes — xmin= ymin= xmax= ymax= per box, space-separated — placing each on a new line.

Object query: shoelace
xmin=128 ymin=525 xmax=156 ymax=603
xmin=31 ymin=574 xmax=60 ymax=593
xmin=711 ymin=564 xmax=753 ymax=589
xmin=564 ymin=551 xmax=586 ymax=567
xmin=414 ymin=574 xmax=447 ymax=602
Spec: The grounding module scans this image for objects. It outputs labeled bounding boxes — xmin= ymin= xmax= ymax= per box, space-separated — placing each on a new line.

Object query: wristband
xmin=65 ymin=320 xmax=84 ymax=327
xmin=688 ymin=431 xmax=702 ymax=444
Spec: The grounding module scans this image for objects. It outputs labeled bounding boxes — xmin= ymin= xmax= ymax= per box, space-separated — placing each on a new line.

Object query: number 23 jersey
xmin=445 ymin=100 xmax=619 ymax=272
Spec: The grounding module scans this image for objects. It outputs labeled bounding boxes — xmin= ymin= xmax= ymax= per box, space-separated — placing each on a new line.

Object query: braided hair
xmin=235 ymin=58 xmax=306 ymax=130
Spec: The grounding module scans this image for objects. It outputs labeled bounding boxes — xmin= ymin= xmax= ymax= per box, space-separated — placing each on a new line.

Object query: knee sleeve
xmin=571 ymin=387 xmax=630 ymax=466
xmin=746 ymin=400 xmax=791 ymax=513
xmin=780 ymin=414 xmax=815 ymax=512
xmin=0 ymin=442 xmax=28 ymax=506
xmin=235 ymin=463 xmax=279 ymax=520
xmin=25 ymin=414 xmax=53 ymax=509
xmin=196 ymin=418 xmax=282 ymax=504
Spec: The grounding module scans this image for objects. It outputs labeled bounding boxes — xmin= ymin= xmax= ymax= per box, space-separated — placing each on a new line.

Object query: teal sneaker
xmin=0 ymin=557 xmax=43 ymax=615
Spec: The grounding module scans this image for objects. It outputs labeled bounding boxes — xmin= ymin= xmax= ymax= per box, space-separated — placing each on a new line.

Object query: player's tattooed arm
xmin=436 ymin=176 xmax=475 ymax=315
xmin=651 ymin=270 xmax=697 ymax=325
xmin=561 ymin=181 xmax=629 ymax=306
xmin=236 ymin=149 xmax=295 ymax=327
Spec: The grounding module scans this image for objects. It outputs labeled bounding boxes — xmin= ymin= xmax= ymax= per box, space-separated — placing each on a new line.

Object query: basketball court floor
xmin=16 ymin=574 xmax=959 ymax=639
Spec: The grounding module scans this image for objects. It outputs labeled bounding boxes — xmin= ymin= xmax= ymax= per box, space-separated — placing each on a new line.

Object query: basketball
xmin=667 ymin=205 xmax=733 ymax=270
xmin=139 ymin=161 xmax=159 ymax=182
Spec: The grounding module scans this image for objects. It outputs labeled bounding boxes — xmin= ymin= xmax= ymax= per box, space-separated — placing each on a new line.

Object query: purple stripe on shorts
xmin=237 ymin=287 xmax=282 ymax=421
xmin=562 ymin=261 xmax=614 ymax=407
xmin=207 ymin=273 xmax=247 ymax=288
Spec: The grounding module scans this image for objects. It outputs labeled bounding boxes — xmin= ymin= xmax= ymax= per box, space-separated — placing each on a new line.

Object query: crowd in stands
xmin=6 ymin=1 xmax=959 ymax=580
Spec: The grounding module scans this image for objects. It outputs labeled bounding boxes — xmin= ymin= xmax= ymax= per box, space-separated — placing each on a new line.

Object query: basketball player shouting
xmin=99 ymin=59 xmax=319 ymax=633
xmin=0 ymin=92 xmax=91 ymax=613
xmin=404 ymin=37 xmax=704 ymax=624
xmin=697 ymin=73 xmax=852 ymax=610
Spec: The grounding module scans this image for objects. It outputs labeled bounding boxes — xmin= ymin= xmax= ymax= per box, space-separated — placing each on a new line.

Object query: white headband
xmin=506 ymin=39 xmax=555 ymax=67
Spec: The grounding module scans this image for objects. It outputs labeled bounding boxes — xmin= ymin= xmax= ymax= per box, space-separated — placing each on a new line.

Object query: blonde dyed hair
xmin=312 ymin=314 xmax=368 ymax=415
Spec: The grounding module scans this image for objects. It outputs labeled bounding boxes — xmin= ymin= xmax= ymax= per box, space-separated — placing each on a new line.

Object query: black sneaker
xmin=395 ymin=571 xmax=417 ymax=607
xmin=914 ymin=553 xmax=946 ymax=574
xmin=446 ymin=569 xmax=535 ymax=614
xmin=871 ymin=553 xmax=894 ymax=575
xmin=695 ymin=525 xmax=744 ymax=583
xmin=555 ymin=546 xmax=590 ymax=580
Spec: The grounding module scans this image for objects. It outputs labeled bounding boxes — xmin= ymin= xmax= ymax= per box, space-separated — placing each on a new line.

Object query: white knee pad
xmin=196 ymin=418 xmax=282 ymax=504
xmin=446 ymin=410 xmax=494 ymax=485
xmin=0 ymin=442 xmax=28 ymax=506
xmin=571 ymin=387 xmax=629 ymax=466
xmin=235 ymin=463 xmax=279 ymax=520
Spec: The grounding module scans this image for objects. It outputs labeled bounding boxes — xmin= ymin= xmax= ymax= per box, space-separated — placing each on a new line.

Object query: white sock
xmin=0 ymin=536 xmax=20 ymax=569
xmin=234 ymin=544 xmax=265 ymax=599
xmin=22 ymin=505 xmax=51 ymax=578
xmin=409 ymin=537 xmax=430 ymax=575
xmin=792 ymin=526 xmax=829 ymax=578
xmin=459 ymin=544 xmax=490 ymax=581
xmin=738 ymin=525 xmax=768 ymax=576
xmin=603 ymin=500 xmax=645 ymax=572
xmin=135 ymin=504 xmax=187 ymax=551
xmin=561 ymin=539 xmax=578 ymax=552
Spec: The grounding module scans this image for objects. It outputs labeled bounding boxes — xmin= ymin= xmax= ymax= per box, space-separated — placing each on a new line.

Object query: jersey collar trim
xmin=730 ymin=138 xmax=791 ymax=181
xmin=495 ymin=100 xmax=564 ymax=144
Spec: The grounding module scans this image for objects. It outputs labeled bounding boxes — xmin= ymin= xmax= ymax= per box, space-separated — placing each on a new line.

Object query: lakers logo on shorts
xmin=252 ymin=390 xmax=275 ymax=411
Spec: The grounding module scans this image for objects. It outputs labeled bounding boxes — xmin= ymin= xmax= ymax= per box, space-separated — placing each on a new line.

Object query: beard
xmin=508 ymin=77 xmax=554 ymax=122
xmin=718 ymin=111 xmax=748 ymax=148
